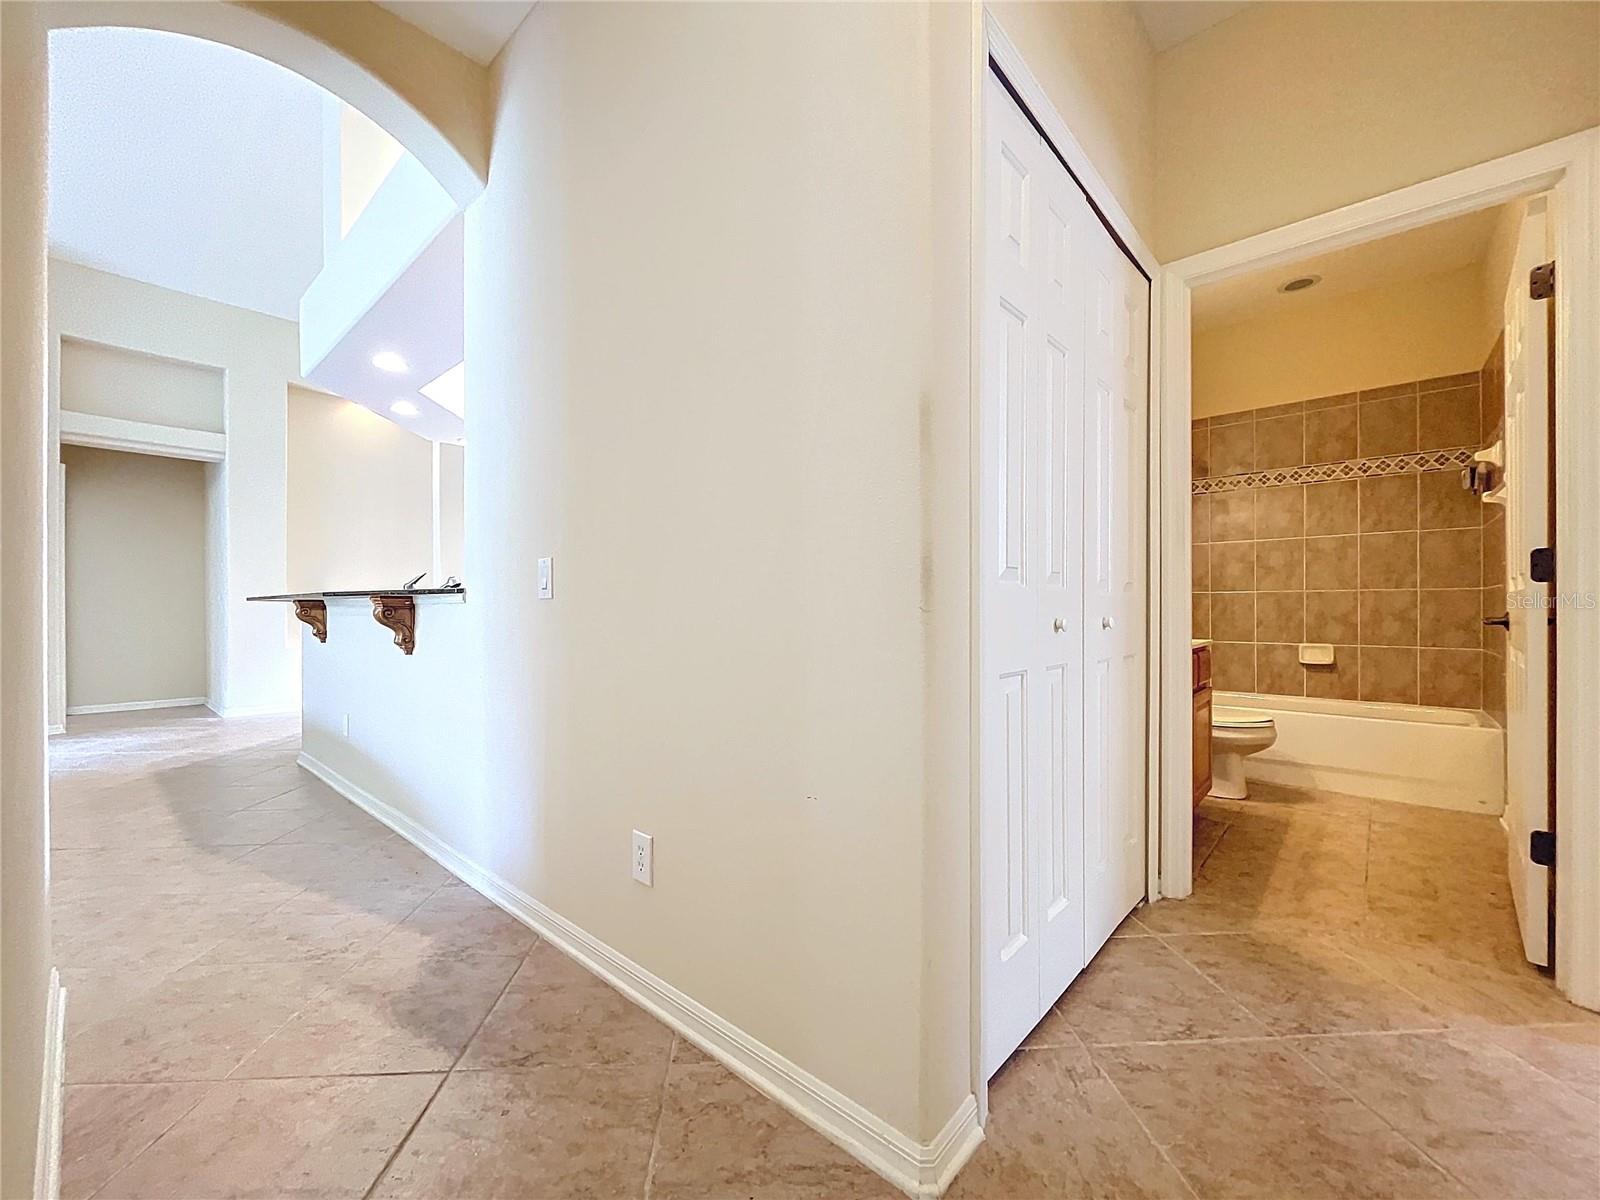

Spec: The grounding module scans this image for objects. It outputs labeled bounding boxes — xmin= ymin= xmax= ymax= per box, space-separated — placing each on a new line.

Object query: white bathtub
xmin=1214 ymin=692 xmax=1506 ymax=814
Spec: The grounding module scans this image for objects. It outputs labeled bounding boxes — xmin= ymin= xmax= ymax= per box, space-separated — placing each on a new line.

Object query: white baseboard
xmin=205 ymin=702 xmax=298 ymax=720
xmin=46 ymin=724 xmax=64 ymax=737
xmin=65 ymin=696 xmax=206 ymax=716
xmin=34 ymin=969 xmax=65 ymax=1200
xmin=297 ymin=752 xmax=982 ymax=1197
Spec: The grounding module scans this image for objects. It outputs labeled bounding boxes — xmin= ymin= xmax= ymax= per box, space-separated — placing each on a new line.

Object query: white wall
xmin=2 ymin=4 xmax=54 ymax=1195
xmin=48 ymin=260 xmax=302 ymax=720
xmin=436 ymin=441 xmax=464 ymax=582
xmin=286 ymin=386 xmax=435 ymax=591
xmin=62 ymin=446 xmax=208 ymax=710
xmin=301 ymin=0 xmax=978 ymax=1168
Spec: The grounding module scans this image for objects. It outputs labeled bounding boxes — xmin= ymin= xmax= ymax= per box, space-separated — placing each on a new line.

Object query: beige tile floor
xmin=51 ymin=711 xmax=1599 ymax=1199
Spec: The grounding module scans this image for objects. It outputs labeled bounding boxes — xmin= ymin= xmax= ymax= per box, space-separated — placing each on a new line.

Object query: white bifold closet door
xmin=981 ymin=73 xmax=1149 ymax=1079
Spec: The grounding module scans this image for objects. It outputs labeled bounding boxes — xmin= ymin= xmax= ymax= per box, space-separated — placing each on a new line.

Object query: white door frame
xmin=1154 ymin=128 xmax=1600 ymax=1011
xmin=973 ymin=13 xmax=1162 ymax=1116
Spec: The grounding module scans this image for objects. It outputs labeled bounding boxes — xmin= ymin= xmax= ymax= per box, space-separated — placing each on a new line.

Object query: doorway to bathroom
xmin=1152 ymin=130 xmax=1600 ymax=1013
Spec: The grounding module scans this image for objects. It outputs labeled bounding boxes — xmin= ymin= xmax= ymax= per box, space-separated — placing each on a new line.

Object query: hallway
xmin=52 ymin=712 xmax=1599 ymax=1199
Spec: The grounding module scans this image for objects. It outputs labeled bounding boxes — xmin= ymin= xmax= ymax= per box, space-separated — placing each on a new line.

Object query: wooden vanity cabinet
xmin=1192 ymin=645 xmax=1213 ymax=807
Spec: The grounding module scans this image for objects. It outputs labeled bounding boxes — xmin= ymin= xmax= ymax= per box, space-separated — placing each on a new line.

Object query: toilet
xmin=1210 ymin=707 xmax=1277 ymax=799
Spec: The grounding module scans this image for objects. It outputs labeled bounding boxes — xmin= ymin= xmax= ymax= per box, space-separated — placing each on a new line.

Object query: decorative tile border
xmin=1192 ymin=447 xmax=1476 ymax=495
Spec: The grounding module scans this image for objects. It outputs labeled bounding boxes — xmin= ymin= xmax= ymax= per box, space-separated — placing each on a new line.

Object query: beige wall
xmin=989 ymin=0 xmax=1156 ymax=243
xmin=454 ymin=0 xmax=974 ymax=1147
xmin=286 ymin=387 xmax=435 ymax=591
xmin=1156 ymin=2 xmax=1600 ymax=260
xmin=1193 ymin=264 xmax=1489 ymax=417
xmin=48 ymin=260 xmax=302 ymax=719
xmin=60 ymin=337 xmax=224 ymax=432
xmin=62 ymin=447 xmax=208 ymax=709
xmin=2 ymin=4 xmax=53 ymax=1194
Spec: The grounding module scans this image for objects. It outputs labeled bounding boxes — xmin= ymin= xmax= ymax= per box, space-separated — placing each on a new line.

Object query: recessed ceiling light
xmin=1279 ymin=274 xmax=1322 ymax=293
xmin=420 ymin=361 xmax=465 ymax=419
xmin=372 ymin=350 xmax=409 ymax=373
xmin=390 ymin=399 xmax=420 ymax=418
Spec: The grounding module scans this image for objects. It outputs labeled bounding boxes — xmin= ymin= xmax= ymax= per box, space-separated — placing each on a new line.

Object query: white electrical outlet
xmin=342 ymin=713 xmax=351 ymax=738
xmin=537 ymin=557 xmax=553 ymax=599
xmin=631 ymin=830 xmax=653 ymax=886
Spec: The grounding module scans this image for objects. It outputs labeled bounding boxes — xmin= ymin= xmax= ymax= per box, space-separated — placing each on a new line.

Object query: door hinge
xmin=1530 ymin=261 xmax=1555 ymax=300
xmin=1530 ymin=830 xmax=1556 ymax=868
xmin=1530 ymin=546 xmax=1555 ymax=584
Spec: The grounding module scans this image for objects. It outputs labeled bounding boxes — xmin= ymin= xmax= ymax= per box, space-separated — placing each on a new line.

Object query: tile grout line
xmin=361 ymin=938 xmax=535 ymax=1200
xmin=640 ymin=1034 xmax=679 ymax=1200
xmin=1073 ymin=1027 xmax=1202 ymax=1200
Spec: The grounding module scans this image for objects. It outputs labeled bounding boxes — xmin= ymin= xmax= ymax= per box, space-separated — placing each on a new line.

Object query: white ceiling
xmin=377 ymin=1 xmax=537 ymax=65
xmin=1135 ymin=2 xmax=1254 ymax=52
xmin=1192 ymin=204 xmax=1510 ymax=331
xmin=47 ymin=27 xmax=326 ymax=322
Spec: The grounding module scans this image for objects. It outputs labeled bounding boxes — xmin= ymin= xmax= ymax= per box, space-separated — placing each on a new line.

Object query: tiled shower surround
xmin=1192 ymin=371 xmax=1502 ymax=710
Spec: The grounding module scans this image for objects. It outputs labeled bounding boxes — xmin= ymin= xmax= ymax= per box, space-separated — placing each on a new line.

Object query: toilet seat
xmin=1212 ymin=707 xmax=1273 ymax=730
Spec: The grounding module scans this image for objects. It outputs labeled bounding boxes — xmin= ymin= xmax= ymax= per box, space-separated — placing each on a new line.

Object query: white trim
xmin=1155 ymin=128 xmax=1600 ymax=1011
xmin=46 ymin=724 xmax=65 ymax=737
xmin=297 ymin=752 xmax=983 ymax=1198
xmin=982 ymin=11 xmax=1156 ymax=278
xmin=65 ymin=696 xmax=207 ymax=716
xmin=34 ymin=970 xmax=65 ymax=1200
xmin=58 ymin=409 xmax=225 ymax=462
xmin=204 ymin=701 xmax=299 ymax=719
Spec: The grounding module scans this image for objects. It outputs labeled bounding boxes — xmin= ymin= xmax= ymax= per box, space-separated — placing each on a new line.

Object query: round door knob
xmin=1053 ymin=617 xmax=1067 ymax=633
xmin=1102 ymin=616 xmax=1115 ymax=630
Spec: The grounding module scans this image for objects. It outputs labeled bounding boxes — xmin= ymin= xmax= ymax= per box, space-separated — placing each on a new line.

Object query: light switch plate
xmin=537 ymin=557 xmax=553 ymax=599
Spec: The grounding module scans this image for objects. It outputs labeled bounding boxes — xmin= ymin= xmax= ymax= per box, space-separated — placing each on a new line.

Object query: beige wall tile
xmin=1359 ymin=474 xmax=1419 ymax=533
xmin=1360 ymin=646 xmax=1419 ymax=704
xmin=1418 ymin=386 xmax=1480 ymax=451
xmin=1212 ymin=592 xmax=1256 ymax=642
xmin=1418 ymin=470 xmax=1482 ymax=530
xmin=1304 ymin=647 xmax=1360 ymax=700
xmin=1481 ymin=336 xmax=1506 ymax=434
xmin=1256 ymin=592 xmax=1305 ymax=643
xmin=1209 ymin=407 xmax=1252 ymax=427
xmin=1418 ymin=372 xmax=1479 ymax=393
xmin=1255 ymin=414 xmax=1305 ymax=469
xmin=1419 ymin=649 xmax=1483 ymax=709
xmin=1361 ymin=532 xmax=1419 ymax=589
xmin=1481 ymin=584 xmax=1508 ymax=656
xmin=1209 ymin=422 xmax=1255 ymax=476
xmin=1193 ymin=543 xmax=1211 ymax=592
xmin=1192 ymin=494 xmax=1211 ymax=544
xmin=1212 ymin=541 xmax=1255 ymax=591
xmin=1360 ymin=591 xmax=1419 ymax=647
xmin=1359 ymin=382 xmax=1419 ymax=403
xmin=1212 ymin=641 xmax=1256 ymax=692
xmin=1306 ymin=591 xmax=1358 ymax=644
xmin=1420 ymin=589 xmax=1482 ymax=649
xmin=1305 ymin=391 xmax=1359 ymax=412
xmin=1359 ymin=396 xmax=1419 ymax=455
xmin=1257 ymin=644 xmax=1305 ymax=696
xmin=1254 ymin=485 xmax=1305 ymax=540
xmin=1419 ymin=528 xmax=1481 ymax=589
xmin=1484 ymin=651 xmax=1507 ymax=723
xmin=1192 ymin=592 xmax=1211 ymax=639
xmin=1305 ymin=405 xmax=1358 ymax=465
xmin=1192 ymin=427 xmax=1210 ymax=477
xmin=1481 ymin=512 xmax=1506 ymax=584
xmin=1306 ymin=480 xmax=1358 ymax=536
xmin=1255 ymin=538 xmax=1304 ymax=590
xmin=1305 ymin=535 xmax=1358 ymax=590
xmin=1211 ymin=490 xmax=1256 ymax=542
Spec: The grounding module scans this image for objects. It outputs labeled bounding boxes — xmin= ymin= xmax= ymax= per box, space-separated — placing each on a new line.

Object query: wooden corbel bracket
xmin=292 ymin=599 xmax=328 ymax=643
xmin=370 ymin=595 xmax=417 ymax=655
